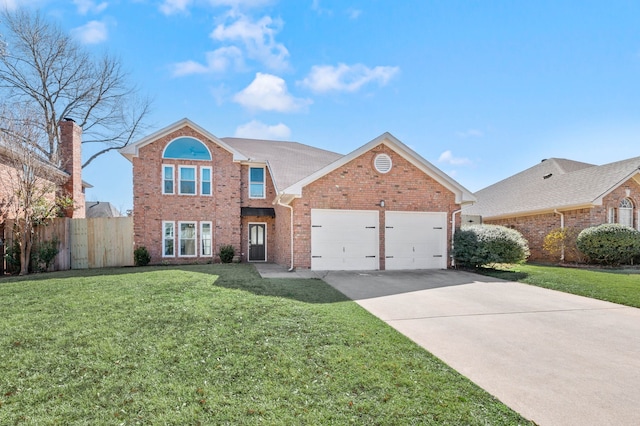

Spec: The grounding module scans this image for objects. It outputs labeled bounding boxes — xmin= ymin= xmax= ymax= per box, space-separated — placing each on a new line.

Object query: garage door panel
xmin=385 ymin=211 xmax=447 ymax=270
xmin=311 ymin=209 xmax=379 ymax=271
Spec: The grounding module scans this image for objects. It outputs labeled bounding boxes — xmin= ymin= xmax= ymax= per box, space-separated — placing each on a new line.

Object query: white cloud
xmin=0 ymin=0 xmax=17 ymax=10
xmin=438 ymin=150 xmax=472 ymax=166
xmin=172 ymin=46 xmax=244 ymax=76
xmin=71 ymin=20 xmax=108 ymax=44
xmin=211 ymin=13 xmax=289 ymax=71
xmin=346 ymin=8 xmax=362 ymax=19
xmin=456 ymin=129 xmax=484 ymax=138
xmin=159 ymin=0 xmax=192 ymax=15
xmin=234 ymin=120 xmax=291 ymax=139
xmin=299 ymin=63 xmax=399 ymax=93
xmin=73 ymin=0 xmax=108 ymax=15
xmin=210 ymin=0 xmax=272 ymax=7
xmin=233 ymin=72 xmax=312 ymax=113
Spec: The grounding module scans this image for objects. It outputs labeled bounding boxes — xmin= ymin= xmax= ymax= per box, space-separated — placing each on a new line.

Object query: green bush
xmin=576 ymin=224 xmax=640 ymax=265
xmin=33 ymin=238 xmax=60 ymax=272
xmin=219 ymin=245 xmax=235 ymax=263
xmin=453 ymin=224 xmax=530 ymax=267
xmin=134 ymin=246 xmax=151 ymax=266
xmin=4 ymin=240 xmax=21 ymax=275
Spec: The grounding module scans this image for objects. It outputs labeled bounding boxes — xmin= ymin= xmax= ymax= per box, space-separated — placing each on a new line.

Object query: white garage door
xmin=385 ymin=211 xmax=447 ymax=270
xmin=311 ymin=209 xmax=379 ymax=271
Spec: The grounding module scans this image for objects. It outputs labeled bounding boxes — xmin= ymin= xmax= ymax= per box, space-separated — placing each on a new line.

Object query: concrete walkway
xmin=319 ymin=269 xmax=640 ymax=426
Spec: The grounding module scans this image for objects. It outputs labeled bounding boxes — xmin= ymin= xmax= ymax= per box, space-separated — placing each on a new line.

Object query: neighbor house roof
xmin=466 ymin=157 xmax=640 ymax=219
xmin=85 ymin=201 xmax=121 ymax=218
xmin=222 ymin=137 xmax=342 ymax=192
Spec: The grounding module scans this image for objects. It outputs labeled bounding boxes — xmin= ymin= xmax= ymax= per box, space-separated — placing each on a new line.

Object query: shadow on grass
xmin=1 ymin=263 xmax=350 ymax=304
xmin=464 ymin=266 xmax=529 ymax=282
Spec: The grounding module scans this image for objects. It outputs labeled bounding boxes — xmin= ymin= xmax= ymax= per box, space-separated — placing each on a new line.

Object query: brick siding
xmin=289 ymin=144 xmax=459 ymax=269
xmin=132 ymin=126 xmax=242 ymax=264
xmin=485 ymin=177 xmax=640 ymax=262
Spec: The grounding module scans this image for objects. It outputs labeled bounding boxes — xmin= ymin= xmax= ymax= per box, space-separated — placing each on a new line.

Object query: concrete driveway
xmin=321 ymin=269 xmax=640 ymax=426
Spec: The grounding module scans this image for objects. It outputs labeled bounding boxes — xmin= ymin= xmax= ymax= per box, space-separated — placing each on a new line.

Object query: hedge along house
xmin=464 ymin=157 xmax=640 ymax=262
xmin=120 ymin=118 xmax=476 ymax=270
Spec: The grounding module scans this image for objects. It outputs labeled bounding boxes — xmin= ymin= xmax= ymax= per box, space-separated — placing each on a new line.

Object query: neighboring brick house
xmin=464 ymin=157 xmax=640 ymax=261
xmin=120 ymin=118 xmax=476 ymax=270
xmin=0 ymin=119 xmax=87 ymax=221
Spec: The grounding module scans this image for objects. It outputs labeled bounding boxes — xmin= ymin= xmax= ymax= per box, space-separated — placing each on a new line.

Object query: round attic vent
xmin=374 ymin=153 xmax=392 ymax=174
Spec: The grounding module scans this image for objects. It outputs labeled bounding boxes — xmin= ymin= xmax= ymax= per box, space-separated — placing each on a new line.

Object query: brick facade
xmin=128 ymin=122 xmax=468 ymax=268
xmin=289 ymin=144 xmax=459 ymax=269
xmin=132 ymin=126 xmax=242 ymax=264
xmin=485 ymin=177 xmax=640 ymax=262
xmin=59 ymin=120 xmax=86 ymax=218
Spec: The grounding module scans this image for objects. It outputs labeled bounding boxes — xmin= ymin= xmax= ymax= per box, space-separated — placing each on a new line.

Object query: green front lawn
xmin=478 ymin=263 xmax=640 ymax=308
xmin=0 ymin=265 xmax=530 ymax=425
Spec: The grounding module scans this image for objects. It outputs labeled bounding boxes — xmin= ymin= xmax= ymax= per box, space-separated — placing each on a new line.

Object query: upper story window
xmin=163 ymin=137 xmax=211 ymax=160
xmin=249 ymin=167 xmax=265 ymax=199
xmin=179 ymin=166 xmax=196 ymax=195
xmin=619 ymin=198 xmax=634 ymax=228
xmin=163 ymin=165 xmax=174 ymax=194
xmin=201 ymin=167 xmax=212 ymax=196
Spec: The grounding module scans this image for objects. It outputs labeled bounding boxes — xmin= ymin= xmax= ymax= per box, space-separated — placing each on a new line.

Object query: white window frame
xmin=179 ymin=221 xmax=197 ymax=257
xmin=249 ymin=166 xmax=266 ymax=199
xmin=162 ymin=165 xmax=175 ymax=195
xmin=608 ymin=207 xmax=615 ymax=224
xmin=619 ymin=198 xmax=634 ymax=228
xmin=200 ymin=166 xmax=212 ymax=196
xmin=178 ymin=166 xmax=197 ymax=195
xmin=162 ymin=221 xmax=175 ymax=257
xmin=200 ymin=221 xmax=213 ymax=257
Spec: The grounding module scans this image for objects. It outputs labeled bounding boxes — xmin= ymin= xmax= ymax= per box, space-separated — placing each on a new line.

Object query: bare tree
xmin=0 ymin=8 xmax=151 ymax=168
xmin=0 ymin=107 xmax=71 ymax=275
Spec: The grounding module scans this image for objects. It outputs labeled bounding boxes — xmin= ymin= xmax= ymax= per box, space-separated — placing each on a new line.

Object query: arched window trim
xmin=618 ymin=197 xmax=634 ymax=228
xmin=162 ymin=137 xmax=212 ymax=161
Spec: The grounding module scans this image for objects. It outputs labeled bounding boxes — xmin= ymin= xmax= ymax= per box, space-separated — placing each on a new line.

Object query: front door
xmin=248 ymin=223 xmax=266 ymax=262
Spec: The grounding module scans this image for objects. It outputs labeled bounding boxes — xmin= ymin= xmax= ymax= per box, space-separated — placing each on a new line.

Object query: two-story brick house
xmin=120 ymin=118 xmax=475 ymax=270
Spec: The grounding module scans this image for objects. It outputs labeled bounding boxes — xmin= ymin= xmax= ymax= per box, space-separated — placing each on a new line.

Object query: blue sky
xmin=4 ymin=0 xmax=640 ymax=213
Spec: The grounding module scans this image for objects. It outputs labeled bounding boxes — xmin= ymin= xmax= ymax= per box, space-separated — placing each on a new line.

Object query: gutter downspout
xmin=451 ymin=209 xmax=462 ymax=268
xmin=276 ymin=195 xmax=295 ymax=272
xmin=554 ymin=209 xmax=565 ymax=262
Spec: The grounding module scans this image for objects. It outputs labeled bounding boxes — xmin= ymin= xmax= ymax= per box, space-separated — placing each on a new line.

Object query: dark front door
xmin=248 ymin=224 xmax=266 ymax=262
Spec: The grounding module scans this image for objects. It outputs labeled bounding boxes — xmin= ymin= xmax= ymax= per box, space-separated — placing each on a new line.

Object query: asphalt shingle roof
xmin=466 ymin=156 xmax=640 ymax=218
xmin=222 ymin=137 xmax=343 ymax=192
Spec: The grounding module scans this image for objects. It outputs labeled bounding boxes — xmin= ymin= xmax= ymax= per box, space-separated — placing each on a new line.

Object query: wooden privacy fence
xmin=2 ymin=217 xmax=134 ymax=271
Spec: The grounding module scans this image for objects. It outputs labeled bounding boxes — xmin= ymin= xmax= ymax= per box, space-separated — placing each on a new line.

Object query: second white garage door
xmin=385 ymin=211 xmax=447 ymax=270
xmin=311 ymin=209 xmax=379 ymax=271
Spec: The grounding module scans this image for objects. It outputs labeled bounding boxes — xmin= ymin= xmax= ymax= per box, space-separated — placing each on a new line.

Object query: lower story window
xmin=163 ymin=221 xmax=175 ymax=257
xmin=201 ymin=222 xmax=212 ymax=256
xmin=163 ymin=221 xmax=213 ymax=257
xmin=180 ymin=222 xmax=197 ymax=256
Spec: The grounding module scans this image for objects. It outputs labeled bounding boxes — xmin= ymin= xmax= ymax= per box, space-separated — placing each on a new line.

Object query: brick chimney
xmin=59 ymin=118 xmax=85 ymax=218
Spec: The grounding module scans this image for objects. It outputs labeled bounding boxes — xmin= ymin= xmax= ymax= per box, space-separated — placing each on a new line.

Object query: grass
xmin=0 ymin=264 xmax=531 ymax=425
xmin=477 ymin=263 xmax=640 ymax=308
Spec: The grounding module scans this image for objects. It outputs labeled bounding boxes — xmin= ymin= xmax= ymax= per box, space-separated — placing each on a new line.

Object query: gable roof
xmin=281 ymin=132 xmax=476 ymax=205
xmin=86 ymin=201 xmax=122 ymax=218
xmin=466 ymin=157 xmax=640 ymax=219
xmin=222 ymin=137 xmax=342 ymax=192
xmin=119 ymin=118 xmax=248 ymax=162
